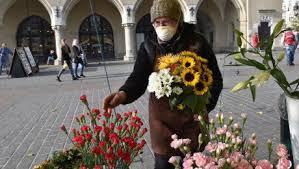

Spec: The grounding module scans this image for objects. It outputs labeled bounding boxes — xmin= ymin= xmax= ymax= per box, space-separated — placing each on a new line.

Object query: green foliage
xmin=229 ymin=19 xmax=299 ymax=100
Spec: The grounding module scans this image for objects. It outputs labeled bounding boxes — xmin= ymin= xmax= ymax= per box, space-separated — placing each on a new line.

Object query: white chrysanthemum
xmin=159 ymin=68 xmax=171 ymax=78
xmin=173 ymin=75 xmax=182 ymax=83
xmin=148 ymin=72 xmax=159 ymax=92
xmin=173 ymin=87 xmax=183 ymax=95
xmin=162 ymin=85 xmax=172 ymax=97
xmin=161 ymin=73 xmax=173 ymax=85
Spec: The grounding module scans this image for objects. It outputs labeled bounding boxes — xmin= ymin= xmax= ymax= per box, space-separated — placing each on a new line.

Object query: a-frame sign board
xmin=9 ymin=47 xmax=33 ymax=78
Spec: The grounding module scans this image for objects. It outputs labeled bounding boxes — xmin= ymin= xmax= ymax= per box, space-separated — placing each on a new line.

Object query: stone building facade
xmin=0 ymin=0 xmax=283 ymax=64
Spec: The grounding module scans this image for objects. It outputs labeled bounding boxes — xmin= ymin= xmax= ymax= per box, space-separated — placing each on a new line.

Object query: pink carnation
xmin=276 ymin=157 xmax=291 ymax=169
xmin=255 ymin=160 xmax=273 ymax=169
xmin=205 ymin=142 xmax=217 ymax=153
xmin=168 ymin=156 xmax=181 ymax=164
xmin=216 ymin=127 xmax=228 ymax=135
xmin=276 ymin=144 xmax=288 ymax=158
xmin=193 ymin=153 xmax=208 ymax=167
xmin=236 ymin=159 xmax=253 ymax=169
xmin=170 ymin=139 xmax=183 ymax=149
xmin=183 ymin=158 xmax=194 ymax=169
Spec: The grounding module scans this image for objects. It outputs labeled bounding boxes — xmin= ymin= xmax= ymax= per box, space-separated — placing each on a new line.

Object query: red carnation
xmin=72 ymin=135 xmax=85 ymax=147
xmin=80 ymin=95 xmax=87 ymax=102
xmin=140 ymin=128 xmax=148 ymax=137
xmin=104 ymin=127 xmax=110 ymax=135
xmin=92 ymin=146 xmax=103 ymax=155
xmin=94 ymin=125 xmax=102 ymax=133
xmin=99 ymin=141 xmax=106 ymax=147
xmin=94 ymin=165 xmax=102 ymax=169
xmin=85 ymin=133 xmax=92 ymax=141
xmin=91 ymin=108 xmax=100 ymax=115
xmin=60 ymin=124 xmax=67 ymax=134
xmin=81 ymin=125 xmax=90 ymax=132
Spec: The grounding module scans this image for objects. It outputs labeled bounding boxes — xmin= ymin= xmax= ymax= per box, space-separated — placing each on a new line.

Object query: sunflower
xmin=197 ymin=55 xmax=208 ymax=64
xmin=158 ymin=54 xmax=179 ymax=70
xmin=194 ymin=80 xmax=209 ymax=95
xmin=182 ymin=57 xmax=196 ymax=69
xmin=181 ymin=69 xmax=200 ymax=86
xmin=179 ymin=51 xmax=198 ymax=58
xmin=200 ymin=65 xmax=213 ymax=86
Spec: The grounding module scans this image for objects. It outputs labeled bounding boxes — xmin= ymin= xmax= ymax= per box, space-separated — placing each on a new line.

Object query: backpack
xmin=284 ymin=31 xmax=296 ymax=45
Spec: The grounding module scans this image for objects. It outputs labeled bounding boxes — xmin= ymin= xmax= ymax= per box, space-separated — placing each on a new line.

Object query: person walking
xmin=56 ymin=39 xmax=78 ymax=82
xmin=0 ymin=43 xmax=13 ymax=75
xmin=103 ymin=0 xmax=223 ymax=168
xmin=283 ymin=28 xmax=297 ymax=66
xmin=72 ymin=39 xmax=85 ymax=78
xmin=251 ymin=32 xmax=259 ymax=48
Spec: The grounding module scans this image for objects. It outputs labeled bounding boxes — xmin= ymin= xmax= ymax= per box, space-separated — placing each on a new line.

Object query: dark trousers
xmin=57 ymin=60 xmax=75 ymax=78
xmin=154 ymin=153 xmax=174 ymax=169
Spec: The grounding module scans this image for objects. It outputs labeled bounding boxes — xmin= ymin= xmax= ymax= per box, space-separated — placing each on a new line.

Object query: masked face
xmin=155 ymin=26 xmax=177 ymax=42
xmin=153 ymin=17 xmax=179 ymax=42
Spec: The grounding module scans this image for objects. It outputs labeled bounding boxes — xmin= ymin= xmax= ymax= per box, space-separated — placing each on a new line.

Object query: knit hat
xmin=150 ymin=0 xmax=182 ymax=23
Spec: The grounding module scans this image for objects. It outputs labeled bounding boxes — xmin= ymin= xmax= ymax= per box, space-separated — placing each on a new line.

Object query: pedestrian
xmin=251 ymin=32 xmax=259 ymax=48
xmin=47 ymin=49 xmax=57 ymax=65
xmin=0 ymin=43 xmax=13 ymax=75
xmin=56 ymin=39 xmax=78 ymax=82
xmin=102 ymin=0 xmax=223 ymax=168
xmin=283 ymin=27 xmax=297 ymax=66
xmin=72 ymin=39 xmax=85 ymax=78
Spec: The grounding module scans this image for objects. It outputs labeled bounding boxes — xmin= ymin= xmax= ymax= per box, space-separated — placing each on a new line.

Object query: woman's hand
xmin=103 ymin=91 xmax=127 ymax=110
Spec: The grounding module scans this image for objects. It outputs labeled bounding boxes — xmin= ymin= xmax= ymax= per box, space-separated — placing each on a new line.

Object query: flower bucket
xmin=286 ymin=95 xmax=299 ymax=167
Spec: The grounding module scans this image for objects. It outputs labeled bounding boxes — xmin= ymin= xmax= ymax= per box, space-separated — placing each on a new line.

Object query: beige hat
xmin=150 ymin=0 xmax=182 ymax=23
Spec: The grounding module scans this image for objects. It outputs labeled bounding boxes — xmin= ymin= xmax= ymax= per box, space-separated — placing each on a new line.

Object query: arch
xmin=230 ymin=0 xmax=246 ymax=18
xmin=16 ymin=15 xmax=55 ymax=63
xmin=0 ymin=0 xmax=52 ymax=25
xmin=79 ymin=14 xmax=115 ymax=61
xmin=133 ymin=0 xmax=188 ymax=22
xmin=62 ymin=0 xmax=123 ymax=26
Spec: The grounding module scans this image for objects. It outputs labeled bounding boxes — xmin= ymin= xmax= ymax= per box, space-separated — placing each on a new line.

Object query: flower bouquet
xmin=169 ymin=113 xmax=293 ymax=169
xmin=147 ymin=51 xmax=213 ymax=114
xmin=34 ymin=95 xmax=147 ymax=169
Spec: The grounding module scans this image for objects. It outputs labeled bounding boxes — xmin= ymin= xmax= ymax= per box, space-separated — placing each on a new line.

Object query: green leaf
xmin=235 ymin=29 xmax=243 ymax=48
xmin=270 ymin=68 xmax=290 ymax=87
xmin=290 ymin=78 xmax=299 ymax=85
xmin=272 ymin=20 xmax=285 ymax=37
xmin=249 ymin=83 xmax=256 ymax=102
xmin=275 ymin=80 xmax=291 ymax=96
xmin=290 ymin=91 xmax=299 ymax=99
xmin=235 ymin=58 xmax=267 ymax=70
xmin=226 ymin=51 xmax=241 ymax=58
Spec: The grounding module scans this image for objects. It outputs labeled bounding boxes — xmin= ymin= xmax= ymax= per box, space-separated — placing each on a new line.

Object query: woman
xmin=72 ymin=39 xmax=85 ymax=78
xmin=103 ymin=0 xmax=223 ymax=168
xmin=56 ymin=39 xmax=78 ymax=82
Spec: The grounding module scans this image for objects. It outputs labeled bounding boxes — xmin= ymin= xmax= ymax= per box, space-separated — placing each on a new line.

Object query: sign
xmin=9 ymin=48 xmax=32 ymax=78
xmin=24 ymin=47 xmax=38 ymax=73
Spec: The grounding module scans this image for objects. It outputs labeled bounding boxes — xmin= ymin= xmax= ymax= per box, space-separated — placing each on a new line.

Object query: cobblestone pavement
xmin=0 ymin=52 xmax=298 ymax=169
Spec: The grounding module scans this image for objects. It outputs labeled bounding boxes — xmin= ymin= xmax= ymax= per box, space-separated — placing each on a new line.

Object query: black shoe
xmin=80 ymin=74 xmax=86 ymax=77
xmin=290 ymin=63 xmax=295 ymax=66
xmin=56 ymin=76 xmax=62 ymax=82
xmin=72 ymin=77 xmax=78 ymax=80
xmin=76 ymin=75 xmax=81 ymax=78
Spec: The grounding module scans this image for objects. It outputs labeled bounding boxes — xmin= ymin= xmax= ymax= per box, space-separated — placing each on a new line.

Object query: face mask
xmin=155 ymin=26 xmax=177 ymax=42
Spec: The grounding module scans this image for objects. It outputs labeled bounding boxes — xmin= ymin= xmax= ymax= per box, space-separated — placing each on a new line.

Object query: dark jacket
xmin=61 ymin=45 xmax=71 ymax=62
xmin=72 ymin=46 xmax=83 ymax=63
xmin=119 ymin=23 xmax=223 ymax=155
